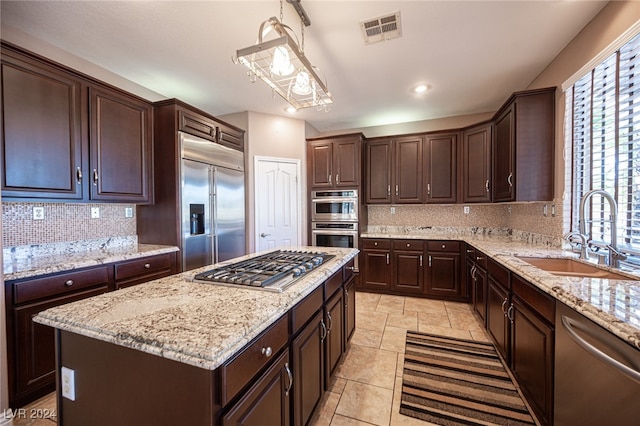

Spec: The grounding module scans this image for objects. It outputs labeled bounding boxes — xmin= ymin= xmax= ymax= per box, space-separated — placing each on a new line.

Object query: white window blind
xmin=567 ymin=32 xmax=640 ymax=265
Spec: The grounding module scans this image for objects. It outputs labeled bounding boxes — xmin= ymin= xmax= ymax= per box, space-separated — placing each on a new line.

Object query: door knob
xmin=260 ymin=233 xmax=271 ymax=238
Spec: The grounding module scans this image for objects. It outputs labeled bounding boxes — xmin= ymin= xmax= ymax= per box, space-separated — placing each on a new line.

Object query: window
xmin=566 ymin=32 xmax=640 ymax=266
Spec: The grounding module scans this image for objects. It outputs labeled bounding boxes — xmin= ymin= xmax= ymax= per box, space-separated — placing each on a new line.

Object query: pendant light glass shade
xmin=271 ymin=46 xmax=294 ymax=76
xmin=292 ymin=71 xmax=311 ymax=95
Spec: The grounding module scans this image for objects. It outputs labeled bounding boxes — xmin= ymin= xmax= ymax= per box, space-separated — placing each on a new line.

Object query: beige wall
xmin=221 ymin=111 xmax=308 ymax=252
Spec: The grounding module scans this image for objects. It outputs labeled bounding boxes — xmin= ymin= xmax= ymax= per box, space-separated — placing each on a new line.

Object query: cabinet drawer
xmin=291 ymin=285 xmax=323 ymax=335
xmin=221 ymin=314 xmax=289 ymax=405
xmin=178 ymin=110 xmax=216 ymax=141
xmin=473 ymin=250 xmax=488 ymax=270
xmin=12 ymin=266 xmax=111 ymax=305
xmin=427 ymin=240 xmax=461 ymax=253
xmin=115 ymin=253 xmax=175 ymax=282
xmin=487 ymin=258 xmax=510 ymax=288
xmin=361 ymin=239 xmax=391 ymax=250
xmin=512 ymin=274 xmax=555 ymax=324
xmin=393 ymin=240 xmax=425 ymax=251
xmin=325 ymin=270 xmax=343 ymax=299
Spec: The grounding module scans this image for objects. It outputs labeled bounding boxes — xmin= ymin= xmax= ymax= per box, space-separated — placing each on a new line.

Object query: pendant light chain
xmin=279 ymin=0 xmax=283 ymax=22
xmin=301 ymin=21 xmax=305 ymax=53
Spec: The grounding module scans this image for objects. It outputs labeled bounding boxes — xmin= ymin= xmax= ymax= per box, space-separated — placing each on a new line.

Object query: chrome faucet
xmin=578 ymin=189 xmax=627 ymax=268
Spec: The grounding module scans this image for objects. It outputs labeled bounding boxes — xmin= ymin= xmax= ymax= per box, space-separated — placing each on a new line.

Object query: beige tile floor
xmin=310 ymin=291 xmax=490 ymax=426
xmin=14 ymin=291 xmax=489 ymax=426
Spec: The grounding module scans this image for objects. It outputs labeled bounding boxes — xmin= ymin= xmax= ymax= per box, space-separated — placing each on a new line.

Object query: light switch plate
xmin=463 ymin=206 xmax=470 ymax=214
xmin=33 ymin=207 xmax=45 ymax=220
xmin=125 ymin=207 xmax=134 ymax=218
xmin=91 ymin=207 xmax=100 ymax=219
xmin=61 ymin=366 xmax=76 ymax=401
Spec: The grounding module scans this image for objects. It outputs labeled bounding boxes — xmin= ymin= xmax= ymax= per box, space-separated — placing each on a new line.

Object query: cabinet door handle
xmin=284 ymin=362 xmax=293 ymax=396
xmin=507 ymin=304 xmax=515 ymax=323
xmin=320 ymin=320 xmax=327 ymax=341
xmin=507 ymin=172 xmax=513 ymax=187
xmin=471 ymin=265 xmax=477 ymax=281
xmin=326 ymin=311 xmax=333 ymax=334
xmin=261 ymin=346 xmax=272 ymax=357
xmin=344 ymin=289 xmax=349 ymax=307
xmin=387 ymin=185 xmax=391 ymax=196
xmin=144 ymin=263 xmax=151 ymax=269
xmin=428 ymin=255 xmax=432 ymax=267
xmin=93 ymin=169 xmax=99 ymax=186
xmin=501 ymin=298 xmax=508 ymax=315
xmin=386 ymin=253 xmax=390 ymax=264
xmin=427 ymin=183 xmax=431 ymax=195
xmin=476 ymin=256 xmax=484 ymax=262
xmin=395 ymin=184 xmax=399 ymax=196
xmin=485 ymin=179 xmax=490 ymax=193
xmin=64 ymin=280 xmax=74 ymax=287
xmin=419 ymin=255 xmax=423 ymax=267
xmin=328 ymin=174 xmax=332 ymax=184
xmin=76 ymin=167 xmax=82 ymax=184
xmin=336 ymin=174 xmax=340 ymax=185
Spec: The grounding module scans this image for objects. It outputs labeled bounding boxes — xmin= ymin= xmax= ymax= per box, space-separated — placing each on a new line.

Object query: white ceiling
xmin=1 ymin=1 xmax=607 ymax=133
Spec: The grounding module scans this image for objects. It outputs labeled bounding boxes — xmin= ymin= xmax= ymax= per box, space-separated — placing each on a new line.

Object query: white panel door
xmin=255 ymin=157 xmax=301 ymax=252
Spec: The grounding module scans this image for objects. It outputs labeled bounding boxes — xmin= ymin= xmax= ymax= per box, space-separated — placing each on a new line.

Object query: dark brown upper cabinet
xmin=178 ymin=109 xmax=244 ymax=151
xmin=492 ymin=88 xmax=555 ymax=202
xmin=89 ymin=86 xmax=152 ymax=202
xmin=462 ymin=122 xmax=492 ymax=203
xmin=307 ymin=134 xmax=363 ymax=189
xmin=1 ymin=42 xmax=153 ymax=203
xmin=1 ymin=46 xmax=84 ymax=200
xmin=423 ymin=132 xmax=458 ymax=204
xmin=365 ymin=136 xmax=422 ymax=204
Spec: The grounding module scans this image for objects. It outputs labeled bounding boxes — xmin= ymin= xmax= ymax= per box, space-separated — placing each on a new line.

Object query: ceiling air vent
xmin=360 ymin=11 xmax=402 ymax=44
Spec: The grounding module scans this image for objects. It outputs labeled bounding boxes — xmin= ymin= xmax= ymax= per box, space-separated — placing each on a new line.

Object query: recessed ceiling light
xmin=285 ymin=106 xmax=297 ymax=113
xmin=412 ymin=84 xmax=430 ymax=94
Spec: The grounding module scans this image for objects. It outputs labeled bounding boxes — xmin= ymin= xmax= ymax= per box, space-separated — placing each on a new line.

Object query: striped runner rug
xmin=401 ymin=331 xmax=536 ymax=425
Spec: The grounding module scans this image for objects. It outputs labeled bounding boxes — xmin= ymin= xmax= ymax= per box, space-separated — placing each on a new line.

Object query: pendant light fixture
xmin=234 ymin=0 xmax=332 ymax=111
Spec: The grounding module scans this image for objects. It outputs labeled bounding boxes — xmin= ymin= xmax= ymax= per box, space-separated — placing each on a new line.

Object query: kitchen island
xmin=34 ymin=246 xmax=358 ymax=426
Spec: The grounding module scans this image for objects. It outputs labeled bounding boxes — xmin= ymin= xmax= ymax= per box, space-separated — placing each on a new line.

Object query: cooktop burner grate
xmin=191 ymin=250 xmax=334 ymax=292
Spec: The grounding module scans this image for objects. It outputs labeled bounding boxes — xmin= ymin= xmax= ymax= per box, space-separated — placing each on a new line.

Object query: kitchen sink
xmin=516 ymin=256 xmax=636 ymax=280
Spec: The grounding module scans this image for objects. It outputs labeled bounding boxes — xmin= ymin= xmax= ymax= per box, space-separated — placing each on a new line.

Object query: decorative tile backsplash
xmin=2 ymin=202 xmax=136 ymax=247
xmin=367 ymin=200 xmax=564 ymax=245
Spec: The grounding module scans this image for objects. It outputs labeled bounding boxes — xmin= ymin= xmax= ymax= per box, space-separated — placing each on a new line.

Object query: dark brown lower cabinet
xmin=392 ymin=240 xmax=425 ymax=294
xmin=223 ymin=349 xmax=291 ymax=426
xmin=12 ymin=287 xmax=108 ymax=407
xmin=291 ymin=312 xmax=325 ymax=426
xmin=360 ymin=240 xmax=392 ymax=291
xmin=324 ymin=290 xmax=345 ymax=387
xmin=344 ymin=277 xmax=356 ymax=342
xmin=486 ymin=276 xmax=510 ymax=360
xmin=426 ymin=241 xmax=463 ymax=299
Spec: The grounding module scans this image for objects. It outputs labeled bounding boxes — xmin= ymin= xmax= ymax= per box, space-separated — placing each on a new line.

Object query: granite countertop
xmin=34 ymin=247 xmax=358 ymax=370
xmin=4 ymin=238 xmax=180 ymax=281
xmin=361 ymin=230 xmax=640 ymax=351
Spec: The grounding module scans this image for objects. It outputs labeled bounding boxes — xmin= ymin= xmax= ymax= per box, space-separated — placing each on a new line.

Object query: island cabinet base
xmin=53 ymin=258 xmax=357 ymax=426
xmin=57 ymin=330 xmax=219 ymax=426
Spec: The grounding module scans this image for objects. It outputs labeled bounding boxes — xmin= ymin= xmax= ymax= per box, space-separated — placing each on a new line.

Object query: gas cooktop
xmin=191 ymin=250 xmax=334 ymax=292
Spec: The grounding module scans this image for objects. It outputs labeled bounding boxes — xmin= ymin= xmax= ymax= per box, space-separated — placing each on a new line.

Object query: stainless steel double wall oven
xmin=311 ymin=189 xmax=359 ymax=270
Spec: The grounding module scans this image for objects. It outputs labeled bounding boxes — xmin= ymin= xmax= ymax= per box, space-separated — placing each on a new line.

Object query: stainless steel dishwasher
xmin=554 ymin=302 xmax=640 ymax=425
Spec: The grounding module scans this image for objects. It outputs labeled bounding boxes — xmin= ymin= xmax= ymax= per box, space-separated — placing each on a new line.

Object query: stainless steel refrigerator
xmin=180 ymin=132 xmax=245 ymax=271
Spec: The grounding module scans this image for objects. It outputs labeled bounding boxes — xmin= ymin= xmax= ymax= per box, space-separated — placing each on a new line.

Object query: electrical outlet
xmin=463 ymin=206 xmax=470 ymax=214
xmin=390 ymin=206 xmax=396 ymax=215
xmin=91 ymin=207 xmax=100 ymax=219
xmin=33 ymin=207 xmax=45 ymax=220
xmin=125 ymin=207 xmax=133 ymax=218
xmin=61 ymin=367 xmax=76 ymax=401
